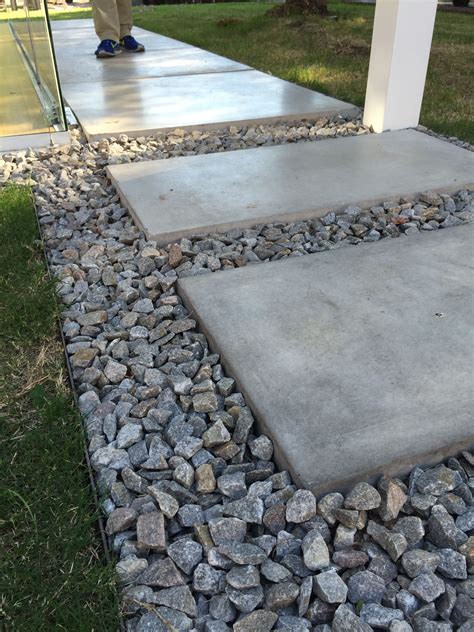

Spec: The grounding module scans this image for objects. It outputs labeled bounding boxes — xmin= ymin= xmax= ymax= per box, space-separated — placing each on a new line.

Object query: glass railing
xmin=0 ymin=0 xmax=66 ymax=140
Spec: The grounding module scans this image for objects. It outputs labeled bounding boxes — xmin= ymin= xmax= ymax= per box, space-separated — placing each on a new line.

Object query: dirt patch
xmin=216 ymin=17 xmax=242 ymax=27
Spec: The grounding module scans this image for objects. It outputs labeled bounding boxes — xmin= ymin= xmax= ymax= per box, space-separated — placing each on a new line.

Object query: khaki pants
xmin=92 ymin=0 xmax=133 ymax=43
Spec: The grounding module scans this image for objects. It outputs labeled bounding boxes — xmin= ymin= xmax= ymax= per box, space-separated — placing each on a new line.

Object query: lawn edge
xmin=29 ymin=189 xmax=124 ymax=630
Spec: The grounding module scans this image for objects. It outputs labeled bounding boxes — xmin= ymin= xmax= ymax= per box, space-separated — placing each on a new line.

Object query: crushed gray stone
xmin=6 ymin=119 xmax=473 ymax=632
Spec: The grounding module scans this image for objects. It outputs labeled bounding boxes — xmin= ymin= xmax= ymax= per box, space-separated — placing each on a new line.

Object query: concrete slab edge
xmin=107 ymin=157 xmax=473 ymax=247
xmin=85 ymin=105 xmax=360 ymax=141
xmin=60 ymin=66 xmax=253 ymax=87
xmin=178 ymin=232 xmax=474 ymax=495
xmin=0 ymin=130 xmax=70 ymax=154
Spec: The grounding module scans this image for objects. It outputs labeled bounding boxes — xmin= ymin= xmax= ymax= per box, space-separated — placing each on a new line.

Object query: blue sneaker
xmin=95 ymin=39 xmax=122 ymax=58
xmin=120 ymin=35 xmax=145 ymax=53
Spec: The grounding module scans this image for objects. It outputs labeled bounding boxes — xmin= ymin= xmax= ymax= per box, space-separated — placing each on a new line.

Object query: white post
xmin=363 ymin=0 xmax=437 ymax=133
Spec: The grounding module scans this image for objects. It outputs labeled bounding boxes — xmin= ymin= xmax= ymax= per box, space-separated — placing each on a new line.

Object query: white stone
xmin=302 ymin=530 xmax=330 ymax=571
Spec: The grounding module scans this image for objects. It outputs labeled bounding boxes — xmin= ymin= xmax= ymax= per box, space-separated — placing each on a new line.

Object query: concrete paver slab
xmin=50 ymin=18 xmax=95 ymax=30
xmin=63 ymin=69 xmax=357 ymax=140
xmin=51 ymin=27 xmax=191 ymax=53
xmin=56 ymin=47 xmax=250 ymax=84
xmin=52 ymin=19 xmax=357 ymax=138
xmin=108 ymin=129 xmax=474 ymax=245
xmin=179 ymin=226 xmax=474 ymax=494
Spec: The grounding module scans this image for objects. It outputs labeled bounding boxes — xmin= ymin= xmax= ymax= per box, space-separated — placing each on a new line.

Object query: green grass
xmin=49 ymin=2 xmax=473 ymax=142
xmin=0 ymin=185 xmax=119 ymax=631
xmin=0 ymin=6 xmax=87 ymax=20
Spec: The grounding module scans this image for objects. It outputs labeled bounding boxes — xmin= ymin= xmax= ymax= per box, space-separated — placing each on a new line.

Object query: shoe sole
xmin=96 ymin=48 xmax=122 ymax=58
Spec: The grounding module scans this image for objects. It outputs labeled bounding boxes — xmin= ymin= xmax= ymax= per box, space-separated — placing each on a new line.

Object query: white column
xmin=363 ymin=0 xmax=437 ymax=133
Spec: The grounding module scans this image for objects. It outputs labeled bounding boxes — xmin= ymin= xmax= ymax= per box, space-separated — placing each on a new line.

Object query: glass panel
xmin=0 ymin=0 xmax=66 ymax=138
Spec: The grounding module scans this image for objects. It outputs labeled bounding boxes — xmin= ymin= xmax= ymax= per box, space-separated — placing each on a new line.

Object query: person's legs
xmin=92 ymin=0 xmax=120 ymax=42
xmin=116 ymin=0 xmax=133 ymax=40
xmin=117 ymin=0 xmax=145 ymax=52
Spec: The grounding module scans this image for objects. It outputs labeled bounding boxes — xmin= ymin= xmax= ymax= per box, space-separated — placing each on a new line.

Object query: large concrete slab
xmin=51 ymin=26 xmax=191 ymax=53
xmin=50 ymin=18 xmax=94 ymax=30
xmin=179 ymin=226 xmax=474 ymax=494
xmin=52 ymin=19 xmax=357 ymax=138
xmin=61 ymin=69 xmax=357 ymax=140
xmin=108 ymin=129 xmax=474 ymax=245
xmin=56 ymin=47 xmax=250 ymax=84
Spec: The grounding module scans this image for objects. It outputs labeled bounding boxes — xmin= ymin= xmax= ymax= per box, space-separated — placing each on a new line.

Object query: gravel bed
xmin=415 ymin=126 xmax=473 ymax=153
xmin=1 ymin=116 xmax=473 ymax=632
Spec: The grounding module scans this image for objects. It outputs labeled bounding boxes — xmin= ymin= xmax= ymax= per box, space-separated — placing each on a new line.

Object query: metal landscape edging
xmin=31 ymin=190 xmax=126 ymax=632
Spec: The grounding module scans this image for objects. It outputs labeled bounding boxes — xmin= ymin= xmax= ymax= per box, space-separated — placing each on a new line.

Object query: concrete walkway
xmin=52 ymin=19 xmax=474 ymax=498
xmin=51 ymin=19 xmax=357 ymax=139
xmin=108 ymin=129 xmax=474 ymax=245
xmin=179 ymin=225 xmax=474 ymax=494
